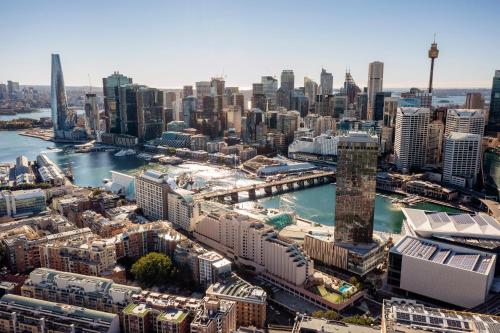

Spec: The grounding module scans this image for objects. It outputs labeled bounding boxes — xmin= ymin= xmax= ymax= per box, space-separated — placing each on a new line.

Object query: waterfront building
xmin=51 ymin=54 xmax=78 ymax=140
xmin=445 ymin=108 xmax=485 ymax=137
xmin=206 ymin=275 xmax=267 ymax=328
xmin=0 ymin=188 xmax=46 ymax=217
xmin=443 ymin=132 xmax=481 ymax=188
xmin=394 ymin=107 xmax=430 ymax=173
xmin=403 ymin=180 xmax=458 ymax=201
xmin=0 ymin=294 xmax=120 ymax=333
xmin=167 ymin=188 xmax=196 ymax=231
xmin=160 ymin=131 xmax=192 ymax=148
xmin=119 ymin=84 xmax=144 ymax=138
xmin=382 ymin=298 xmax=500 ymax=333
xmin=7 ymin=80 xmax=19 ymax=99
xmin=487 ymin=70 xmax=500 ymax=134
xmin=367 ymin=61 xmax=384 ymax=120
xmin=103 ymin=71 xmax=133 ymax=134
xmin=320 ymin=68 xmax=333 ymax=95
xmin=465 ymin=92 xmax=485 ymax=109
xmin=84 ymin=93 xmax=101 ymax=139
xmin=137 ymin=87 xmax=166 ymax=142
xmin=36 ymin=154 xmax=65 ymax=186
xmin=21 ymin=268 xmax=141 ymax=314
xmin=182 ymin=95 xmax=197 ymax=127
xmin=293 ymin=314 xmax=379 ymax=333
xmin=190 ymin=134 xmax=207 ymax=151
xmin=425 ymin=120 xmax=444 ymax=167
xmin=388 ymin=235 xmax=495 ymax=308
xmin=288 ymin=134 xmax=339 ymax=162
xmin=334 ymin=132 xmax=378 ymax=244
xmin=198 ymin=251 xmax=232 ymax=287
xmin=135 ymin=169 xmax=176 ymax=220
xmin=104 ymin=171 xmax=136 ymax=200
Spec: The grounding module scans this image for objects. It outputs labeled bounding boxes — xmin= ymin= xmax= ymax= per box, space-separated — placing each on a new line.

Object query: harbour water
xmin=0 ymin=109 xmax=464 ymax=233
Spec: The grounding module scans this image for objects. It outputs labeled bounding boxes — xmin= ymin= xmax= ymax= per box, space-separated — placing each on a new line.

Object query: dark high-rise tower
xmin=334 ymin=132 xmax=378 ymax=244
xmin=103 ymin=72 xmax=133 ymax=134
xmin=487 ymin=70 xmax=500 ymax=134
xmin=51 ymin=54 xmax=76 ymax=138
xmin=428 ymin=38 xmax=439 ymax=94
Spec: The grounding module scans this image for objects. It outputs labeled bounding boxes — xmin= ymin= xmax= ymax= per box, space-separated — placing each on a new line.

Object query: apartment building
xmin=0 ymin=188 xmax=46 ymax=217
xmin=198 ymin=251 xmax=232 ymax=287
xmin=21 ymin=268 xmax=142 ymax=314
xmin=190 ymin=298 xmax=237 ymax=333
xmin=445 ymin=109 xmax=486 ymax=137
xmin=168 ymin=188 xmax=196 ymax=231
xmin=443 ymin=132 xmax=481 ymax=188
xmin=206 ymin=275 xmax=267 ymax=328
xmin=0 ymin=294 xmax=120 ymax=333
xmin=135 ymin=169 xmax=176 ymax=220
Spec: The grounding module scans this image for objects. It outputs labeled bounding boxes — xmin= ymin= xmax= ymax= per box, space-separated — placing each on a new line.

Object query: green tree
xmin=311 ymin=310 xmax=341 ymax=321
xmin=131 ymin=252 xmax=174 ymax=287
xmin=342 ymin=315 xmax=376 ymax=326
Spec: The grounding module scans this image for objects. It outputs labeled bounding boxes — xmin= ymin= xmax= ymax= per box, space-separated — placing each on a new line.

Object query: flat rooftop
xmin=391 ymin=236 xmax=494 ymax=275
xmin=383 ymin=298 xmax=500 ymax=332
xmin=207 ymin=276 xmax=266 ymax=303
xmin=293 ymin=315 xmax=379 ymax=333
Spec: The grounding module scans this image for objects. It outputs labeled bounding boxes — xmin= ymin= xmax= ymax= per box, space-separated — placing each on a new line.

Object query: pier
xmin=193 ymin=171 xmax=335 ymax=203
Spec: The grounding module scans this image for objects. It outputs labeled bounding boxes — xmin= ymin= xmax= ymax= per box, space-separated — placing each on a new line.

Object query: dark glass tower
xmin=103 ymin=72 xmax=133 ymax=134
xmin=487 ymin=70 xmax=500 ymax=134
xmin=334 ymin=132 xmax=378 ymax=244
xmin=51 ymin=54 xmax=76 ymax=138
xmin=137 ymin=87 xmax=166 ymax=142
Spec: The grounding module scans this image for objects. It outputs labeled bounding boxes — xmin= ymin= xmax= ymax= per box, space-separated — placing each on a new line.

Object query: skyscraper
xmin=182 ymin=85 xmax=193 ymax=98
xmin=137 ymin=87 xmax=166 ymax=142
xmin=464 ymin=92 xmax=485 ymax=109
xmin=443 ymin=132 xmax=481 ymax=188
xmin=280 ymin=70 xmax=295 ymax=92
xmin=320 ymin=68 xmax=333 ymax=95
xmin=261 ymin=76 xmax=278 ymax=107
xmin=374 ymin=92 xmax=391 ymax=121
xmin=487 ymin=70 xmax=500 ymax=134
xmin=367 ymin=61 xmax=384 ymax=120
xmin=343 ymin=71 xmax=361 ymax=104
xmin=103 ymin=71 xmax=133 ymax=134
xmin=394 ymin=107 xmax=430 ymax=173
xmin=119 ymin=84 xmax=144 ymax=137
xmin=304 ymin=77 xmax=318 ymax=105
xmin=334 ymin=132 xmax=378 ymax=244
xmin=445 ymin=109 xmax=485 ymax=137
xmin=182 ymin=96 xmax=197 ymax=128
xmin=51 ymin=54 xmax=76 ymax=139
xmin=84 ymin=93 xmax=100 ymax=140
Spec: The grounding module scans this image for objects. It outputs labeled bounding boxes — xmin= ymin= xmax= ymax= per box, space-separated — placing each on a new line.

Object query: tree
xmin=311 ymin=310 xmax=341 ymax=321
xmin=131 ymin=252 xmax=175 ymax=287
xmin=342 ymin=315 xmax=376 ymax=326
xmin=348 ymin=276 xmax=359 ymax=286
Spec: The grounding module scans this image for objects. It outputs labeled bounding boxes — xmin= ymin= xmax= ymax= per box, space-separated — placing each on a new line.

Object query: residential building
xmin=168 ymin=188 xmax=196 ymax=231
xmin=334 ymin=132 xmax=378 ymax=244
xmin=198 ymin=251 xmax=232 ymax=287
xmin=443 ymin=132 xmax=481 ymax=188
xmin=388 ymin=235 xmax=495 ymax=308
xmin=445 ymin=109 xmax=485 ymax=137
xmin=0 ymin=294 xmax=120 ymax=333
xmin=382 ymin=298 xmax=500 ymax=333
xmin=135 ymin=169 xmax=176 ymax=220
xmin=206 ymin=275 xmax=267 ymax=328
xmin=394 ymin=107 xmax=430 ymax=173
xmin=367 ymin=61 xmax=384 ymax=120
xmin=190 ymin=298 xmax=237 ymax=333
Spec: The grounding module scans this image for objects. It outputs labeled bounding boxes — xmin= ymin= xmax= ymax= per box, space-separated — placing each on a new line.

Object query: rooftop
xmin=207 ymin=275 xmax=266 ymax=304
xmin=292 ymin=314 xmax=378 ymax=333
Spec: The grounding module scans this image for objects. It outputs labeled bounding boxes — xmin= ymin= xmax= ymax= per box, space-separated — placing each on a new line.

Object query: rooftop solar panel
xmin=447 ymin=254 xmax=480 ymax=271
xmin=451 ymin=214 xmax=475 ymax=225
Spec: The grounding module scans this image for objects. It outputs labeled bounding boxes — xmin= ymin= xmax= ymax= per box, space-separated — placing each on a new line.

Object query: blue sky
xmin=1 ymin=0 xmax=499 ymax=89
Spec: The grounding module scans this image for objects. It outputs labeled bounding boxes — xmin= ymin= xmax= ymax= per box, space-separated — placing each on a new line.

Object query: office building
xmin=119 ymin=84 xmax=144 ymax=138
xmin=84 ymin=93 xmax=101 ymax=139
xmin=51 ymin=54 xmax=77 ymax=139
xmin=382 ymin=298 xmax=500 ymax=333
xmin=487 ymin=70 xmax=500 ymax=133
xmin=304 ymin=77 xmax=318 ymax=105
xmin=320 ymin=68 xmax=333 ymax=95
xmin=21 ymin=268 xmax=141 ymax=314
xmin=388 ymin=235 xmax=495 ymax=308
xmin=103 ymin=71 xmax=133 ymax=133
xmin=394 ymin=107 xmax=430 ymax=173
xmin=137 ymin=87 xmax=166 ymax=142
xmin=280 ymin=70 xmax=295 ymax=92
xmin=0 ymin=188 xmax=46 ymax=217
xmin=167 ymin=188 xmax=196 ymax=231
xmin=334 ymin=132 xmax=378 ymax=244
xmin=367 ymin=61 xmax=384 ymax=120
xmin=206 ymin=275 xmax=267 ymax=328
xmin=425 ymin=120 xmax=444 ymax=167
xmin=343 ymin=71 xmax=361 ymax=105
xmin=183 ymin=85 xmax=193 ymax=98
xmin=36 ymin=154 xmax=65 ymax=186
xmin=443 ymin=132 xmax=481 ymax=188
xmin=7 ymin=80 xmax=19 ymax=99
xmin=445 ymin=109 xmax=485 ymax=137
xmin=135 ymin=169 xmax=176 ymax=220
xmin=0 ymin=294 xmax=120 ymax=333
xmin=465 ymin=92 xmax=485 ymax=109
xmin=355 ymin=92 xmax=368 ymax=120
xmin=180 ymin=96 xmax=196 ymax=129
xmin=261 ymin=76 xmax=278 ymax=107
xmin=374 ymin=91 xmax=391 ymax=121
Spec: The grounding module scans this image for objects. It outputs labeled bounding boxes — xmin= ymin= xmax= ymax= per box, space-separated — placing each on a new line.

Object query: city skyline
xmin=1 ymin=0 xmax=499 ymax=89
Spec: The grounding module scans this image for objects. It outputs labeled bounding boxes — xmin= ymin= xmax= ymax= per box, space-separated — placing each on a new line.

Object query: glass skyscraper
xmin=103 ymin=72 xmax=133 ymax=134
xmin=334 ymin=132 xmax=378 ymax=244
xmin=487 ymin=70 xmax=500 ymax=134
xmin=51 ymin=54 xmax=76 ymax=138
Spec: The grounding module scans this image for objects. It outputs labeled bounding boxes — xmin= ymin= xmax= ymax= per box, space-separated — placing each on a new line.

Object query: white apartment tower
xmin=445 ymin=109 xmax=485 ymax=137
xmin=394 ymin=107 xmax=430 ymax=173
xmin=135 ymin=170 xmax=176 ymax=220
xmin=443 ymin=132 xmax=481 ymax=188
xmin=367 ymin=61 xmax=384 ymax=120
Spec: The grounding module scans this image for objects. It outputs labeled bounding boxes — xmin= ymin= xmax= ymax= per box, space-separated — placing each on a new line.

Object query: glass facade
xmin=487 ymin=71 xmax=500 ymax=133
xmin=334 ymin=133 xmax=378 ymax=244
xmin=137 ymin=87 xmax=166 ymax=142
xmin=103 ymin=72 xmax=133 ymax=134
xmin=51 ymin=54 xmax=76 ymax=136
xmin=484 ymin=148 xmax=500 ymax=198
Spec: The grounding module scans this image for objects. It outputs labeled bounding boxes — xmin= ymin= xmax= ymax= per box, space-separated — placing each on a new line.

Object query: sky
xmin=1 ymin=0 xmax=499 ymax=89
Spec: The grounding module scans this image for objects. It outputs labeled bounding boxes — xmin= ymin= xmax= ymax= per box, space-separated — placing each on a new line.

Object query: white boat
xmin=114 ymin=149 xmax=136 ymax=157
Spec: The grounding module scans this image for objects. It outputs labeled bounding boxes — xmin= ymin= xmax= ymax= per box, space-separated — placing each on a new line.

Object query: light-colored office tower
xmin=426 ymin=120 xmax=444 ymax=167
xmin=320 ymin=68 xmax=333 ymax=95
xmin=198 ymin=251 xmax=231 ymax=287
xmin=304 ymin=77 xmax=318 ymax=105
xmin=445 ymin=109 xmax=485 ymax=137
xmin=465 ymin=92 xmax=485 ymax=109
xmin=367 ymin=61 xmax=384 ymax=120
xmin=443 ymin=132 xmax=481 ymax=188
xmin=210 ymin=77 xmax=225 ymax=96
xmin=280 ymin=70 xmax=295 ymax=91
xmin=277 ymin=110 xmax=300 ymax=143
xmin=334 ymin=132 xmax=378 ymax=244
xmin=135 ymin=170 xmax=176 ymax=220
xmin=167 ymin=188 xmax=196 ymax=231
xmin=84 ymin=93 xmax=100 ymax=139
xmin=0 ymin=294 xmax=120 ymax=333
xmin=225 ymin=105 xmax=242 ymax=133
xmin=261 ymin=76 xmax=278 ymax=107
xmin=394 ymin=107 xmax=430 ymax=173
